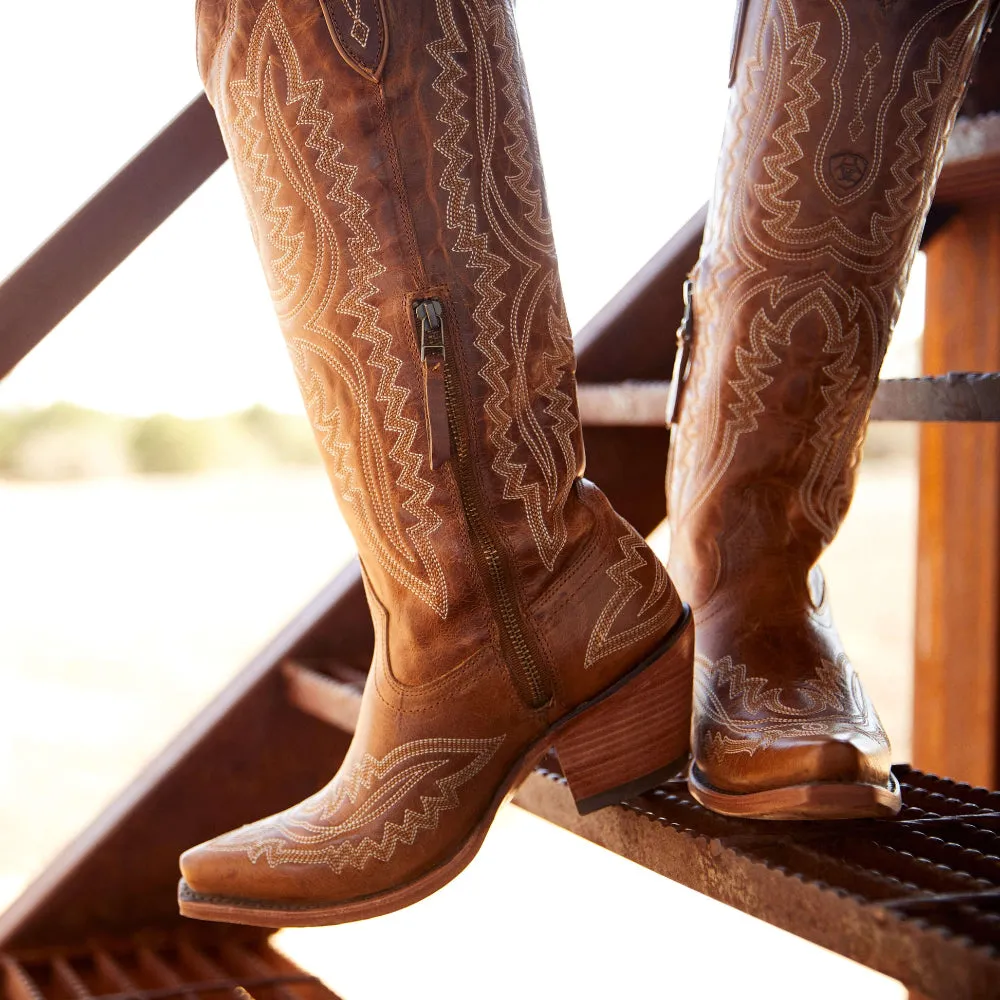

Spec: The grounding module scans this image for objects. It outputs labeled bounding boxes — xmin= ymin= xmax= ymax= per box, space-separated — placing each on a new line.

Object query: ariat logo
xmin=829 ymin=152 xmax=869 ymax=190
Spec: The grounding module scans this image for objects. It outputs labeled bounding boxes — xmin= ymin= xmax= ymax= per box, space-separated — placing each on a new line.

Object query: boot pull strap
xmin=319 ymin=0 xmax=390 ymax=82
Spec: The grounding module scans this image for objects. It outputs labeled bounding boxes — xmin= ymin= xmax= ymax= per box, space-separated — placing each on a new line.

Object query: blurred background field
xmin=0 ymin=404 xmax=321 ymax=480
xmin=0 ymin=402 xmax=915 ymax=481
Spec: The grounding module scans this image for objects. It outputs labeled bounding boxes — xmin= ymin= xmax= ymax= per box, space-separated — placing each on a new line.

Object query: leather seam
xmin=373 ymin=644 xmax=503 ymax=713
xmin=534 ymin=538 xmax=603 ymax=627
xmin=195 ymin=0 xmax=207 ymax=83
xmin=363 ymin=556 xmax=494 ymax=700
xmin=531 ymin=484 xmax=610 ymax=626
xmin=195 ymin=0 xmax=220 ymax=93
xmin=374 ymin=83 xmax=426 ymax=291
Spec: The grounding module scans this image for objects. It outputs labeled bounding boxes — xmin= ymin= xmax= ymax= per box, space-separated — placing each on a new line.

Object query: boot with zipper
xmin=179 ymin=0 xmax=694 ymax=926
xmin=667 ymin=0 xmax=996 ymax=821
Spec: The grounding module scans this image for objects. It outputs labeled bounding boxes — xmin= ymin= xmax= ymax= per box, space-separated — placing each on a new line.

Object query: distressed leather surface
xmin=183 ymin=0 xmax=683 ymax=907
xmin=667 ymin=0 xmax=992 ymax=797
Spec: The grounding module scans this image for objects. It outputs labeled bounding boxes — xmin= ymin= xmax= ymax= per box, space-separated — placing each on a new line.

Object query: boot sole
xmin=178 ymin=607 xmax=694 ymax=928
xmin=687 ymin=764 xmax=902 ymax=821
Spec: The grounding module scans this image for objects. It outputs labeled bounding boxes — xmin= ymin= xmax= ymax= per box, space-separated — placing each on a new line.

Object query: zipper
xmin=665 ymin=278 xmax=694 ymax=427
xmin=412 ymin=295 xmax=551 ymax=710
xmin=415 ymin=298 xmax=451 ymax=470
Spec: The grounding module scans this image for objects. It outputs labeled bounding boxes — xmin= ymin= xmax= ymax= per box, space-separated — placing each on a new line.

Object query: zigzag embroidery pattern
xmin=696 ymin=654 xmax=889 ymax=760
xmin=673 ymin=0 xmax=986 ymax=543
xmin=584 ymin=522 xmax=679 ymax=669
xmin=428 ymin=0 xmax=579 ymax=572
xmin=211 ymin=736 xmax=505 ymax=871
xmin=226 ymin=2 xmax=449 ymax=618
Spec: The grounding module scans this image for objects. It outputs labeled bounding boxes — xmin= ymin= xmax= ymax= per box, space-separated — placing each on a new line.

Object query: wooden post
xmin=915 ymin=134 xmax=1000 ymax=786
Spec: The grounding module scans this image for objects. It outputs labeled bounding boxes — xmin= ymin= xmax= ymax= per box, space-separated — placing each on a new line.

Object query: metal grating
xmin=534 ymin=762 xmax=1000 ymax=949
xmin=0 ymin=931 xmax=342 ymax=1000
xmin=277 ymin=661 xmax=1000 ymax=996
xmin=514 ymin=762 xmax=1000 ymax=997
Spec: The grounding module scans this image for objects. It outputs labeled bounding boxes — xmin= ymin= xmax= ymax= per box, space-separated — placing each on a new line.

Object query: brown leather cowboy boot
xmin=179 ymin=0 xmax=694 ymax=926
xmin=667 ymin=0 xmax=996 ymax=820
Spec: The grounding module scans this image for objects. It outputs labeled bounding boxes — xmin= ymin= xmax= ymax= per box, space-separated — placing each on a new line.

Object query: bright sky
xmin=0 ymin=2 xmax=923 ymax=417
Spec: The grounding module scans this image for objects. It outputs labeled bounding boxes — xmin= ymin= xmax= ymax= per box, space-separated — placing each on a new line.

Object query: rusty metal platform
xmin=517 ymin=761 xmax=1000 ymax=1000
xmin=0 ymin=928 xmax=341 ymax=1000
xmin=282 ymin=660 xmax=1000 ymax=999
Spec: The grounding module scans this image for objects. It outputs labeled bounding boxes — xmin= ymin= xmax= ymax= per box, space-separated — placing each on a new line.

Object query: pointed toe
xmin=179 ymin=838 xmax=245 ymax=899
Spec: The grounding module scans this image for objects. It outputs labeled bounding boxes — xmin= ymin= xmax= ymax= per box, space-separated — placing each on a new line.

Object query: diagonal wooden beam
xmin=0 ymin=94 xmax=227 ymax=381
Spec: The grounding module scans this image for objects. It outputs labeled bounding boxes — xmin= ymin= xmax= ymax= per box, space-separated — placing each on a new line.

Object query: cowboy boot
xmin=179 ymin=0 xmax=694 ymax=926
xmin=667 ymin=0 xmax=996 ymax=820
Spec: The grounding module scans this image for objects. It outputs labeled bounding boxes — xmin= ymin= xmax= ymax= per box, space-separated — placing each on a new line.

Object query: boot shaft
xmin=668 ymin=0 xmax=994 ymax=611
xmin=197 ymin=0 xmax=679 ymax=706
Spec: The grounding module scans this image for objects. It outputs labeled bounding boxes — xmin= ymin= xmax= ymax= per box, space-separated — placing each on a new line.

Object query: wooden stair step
xmin=281 ymin=662 xmax=365 ymax=735
xmin=576 ymin=373 xmax=1000 ymax=426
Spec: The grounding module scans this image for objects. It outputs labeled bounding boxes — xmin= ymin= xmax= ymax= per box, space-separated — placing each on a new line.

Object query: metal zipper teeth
xmin=420 ymin=297 xmax=550 ymax=710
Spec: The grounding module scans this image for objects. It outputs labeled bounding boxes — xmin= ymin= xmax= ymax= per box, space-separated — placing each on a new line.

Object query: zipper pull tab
xmin=666 ymin=279 xmax=694 ymax=427
xmin=414 ymin=297 xmax=452 ymax=470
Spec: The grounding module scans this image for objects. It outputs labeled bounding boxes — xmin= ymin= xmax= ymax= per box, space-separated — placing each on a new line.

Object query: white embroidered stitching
xmin=226 ymin=3 xmax=449 ymax=617
xmin=695 ymin=654 xmax=889 ymax=760
xmin=210 ymin=736 xmax=505 ymax=871
xmin=585 ymin=521 xmax=680 ymax=669
xmin=671 ymin=0 xmax=987 ymax=545
xmin=427 ymin=0 xmax=579 ymax=572
xmin=849 ymin=43 xmax=882 ymax=141
xmin=339 ymin=0 xmax=371 ymax=46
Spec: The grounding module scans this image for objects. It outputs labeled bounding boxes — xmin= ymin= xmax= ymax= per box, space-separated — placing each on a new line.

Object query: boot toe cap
xmin=696 ymin=725 xmax=892 ymax=795
xmin=179 ymin=839 xmax=248 ymax=899
xmin=178 ymin=823 xmax=321 ymax=904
